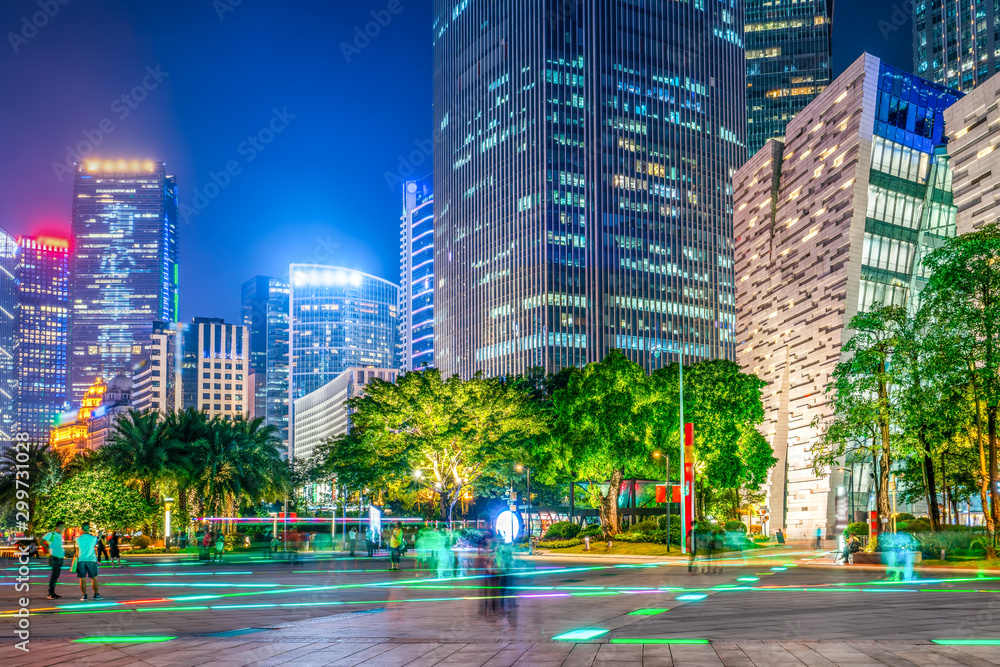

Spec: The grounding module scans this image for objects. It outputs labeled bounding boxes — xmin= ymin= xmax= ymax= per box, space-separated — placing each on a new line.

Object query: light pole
xmin=679 ymin=346 xmax=687 ymax=555
xmin=163 ymin=497 xmax=174 ymax=552
xmin=653 ymin=452 xmax=670 ymax=549
xmin=515 ymin=464 xmax=531 ymax=549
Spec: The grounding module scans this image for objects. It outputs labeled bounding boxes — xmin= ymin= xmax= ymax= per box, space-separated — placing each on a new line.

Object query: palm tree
xmin=161 ymin=408 xmax=210 ymax=524
xmin=0 ymin=442 xmax=67 ymax=532
xmin=102 ymin=409 xmax=168 ymax=505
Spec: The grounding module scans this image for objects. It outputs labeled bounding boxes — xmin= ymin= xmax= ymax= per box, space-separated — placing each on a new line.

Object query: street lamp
xmin=163 ymin=497 xmax=174 ymax=552
xmin=515 ymin=464 xmax=532 ymax=549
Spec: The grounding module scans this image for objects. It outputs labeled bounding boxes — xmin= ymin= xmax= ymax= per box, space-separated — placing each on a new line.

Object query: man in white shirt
xmin=348 ymin=527 xmax=358 ymax=557
xmin=72 ymin=522 xmax=103 ymax=601
xmin=41 ymin=521 xmax=65 ymax=600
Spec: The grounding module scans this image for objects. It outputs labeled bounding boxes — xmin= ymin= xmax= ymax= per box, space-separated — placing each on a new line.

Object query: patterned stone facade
xmin=945 ymin=74 xmax=1000 ymax=235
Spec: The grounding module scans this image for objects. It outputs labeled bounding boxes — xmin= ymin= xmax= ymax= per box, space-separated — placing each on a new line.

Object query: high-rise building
xmin=288 ymin=265 xmax=398 ymax=456
xmin=745 ymin=0 xmax=833 ymax=155
xmin=914 ymin=0 xmax=1000 ymax=92
xmin=70 ymin=160 xmax=179 ymax=402
xmin=943 ymin=72 xmax=1000 ymax=234
xmin=399 ymin=176 xmax=434 ymax=371
xmin=16 ymin=236 xmax=70 ymax=442
xmin=292 ymin=366 xmax=398 ymax=461
xmin=180 ymin=317 xmax=251 ymax=421
xmin=733 ymin=54 xmax=961 ymax=537
xmin=132 ymin=321 xmax=181 ymax=414
xmin=432 ymin=0 xmax=745 ymax=378
xmin=0 ymin=229 xmax=18 ymax=451
xmin=241 ymin=276 xmax=289 ymax=447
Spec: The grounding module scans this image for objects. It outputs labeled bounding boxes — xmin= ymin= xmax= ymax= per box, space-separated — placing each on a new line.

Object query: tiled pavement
xmin=8 ymin=549 xmax=1000 ymax=665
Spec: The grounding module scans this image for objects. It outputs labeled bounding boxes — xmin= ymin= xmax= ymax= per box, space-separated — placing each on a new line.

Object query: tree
xmin=540 ymin=350 xmax=670 ymax=538
xmin=346 ymin=368 xmax=546 ymax=523
xmin=36 ymin=466 xmax=157 ymax=531
xmin=816 ymin=304 xmax=905 ymax=525
xmin=920 ymin=223 xmax=1000 ymax=537
xmin=0 ymin=442 xmax=71 ymax=532
xmin=161 ymin=408 xmax=211 ymax=525
xmin=102 ymin=409 xmax=168 ymax=505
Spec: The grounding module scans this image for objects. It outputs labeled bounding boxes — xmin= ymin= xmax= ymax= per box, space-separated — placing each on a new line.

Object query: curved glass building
xmin=432 ymin=0 xmax=745 ymax=378
xmin=288 ymin=265 xmax=398 ymax=456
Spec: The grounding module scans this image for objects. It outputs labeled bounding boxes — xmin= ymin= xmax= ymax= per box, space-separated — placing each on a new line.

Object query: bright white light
xmin=350 ymin=271 xmax=363 ymax=286
xmin=496 ymin=510 xmax=521 ymax=544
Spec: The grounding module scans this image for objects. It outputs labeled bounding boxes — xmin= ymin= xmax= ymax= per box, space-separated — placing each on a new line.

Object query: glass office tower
xmin=17 ymin=236 xmax=70 ymax=442
xmin=432 ymin=0 xmax=745 ymax=378
xmin=242 ymin=275 xmax=290 ymax=447
xmin=288 ymin=265 xmax=397 ymax=457
xmin=745 ymin=0 xmax=833 ymax=155
xmin=0 ymin=229 xmax=17 ymax=452
xmin=70 ymin=160 xmax=179 ymax=402
xmin=399 ymin=176 xmax=434 ymax=371
xmin=914 ymin=0 xmax=1000 ymax=92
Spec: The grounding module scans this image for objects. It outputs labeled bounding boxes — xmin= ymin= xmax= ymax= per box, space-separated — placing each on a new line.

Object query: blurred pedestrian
xmin=42 ymin=521 xmax=65 ymax=600
xmin=389 ymin=521 xmax=404 ymax=571
xmin=96 ymin=530 xmax=109 ymax=563
xmin=214 ymin=533 xmax=225 ymax=563
xmin=815 ymin=527 xmax=822 ymax=549
xmin=348 ymin=526 xmax=358 ymax=557
xmin=108 ymin=531 xmax=122 ymax=567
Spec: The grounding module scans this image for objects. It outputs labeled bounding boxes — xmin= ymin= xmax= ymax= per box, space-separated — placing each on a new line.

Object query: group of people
xmin=193 ymin=527 xmax=226 ymax=562
xmin=40 ymin=521 xmax=105 ymax=602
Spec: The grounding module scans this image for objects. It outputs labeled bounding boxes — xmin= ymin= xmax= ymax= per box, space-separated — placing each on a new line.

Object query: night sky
xmin=0 ymin=0 xmax=911 ymax=323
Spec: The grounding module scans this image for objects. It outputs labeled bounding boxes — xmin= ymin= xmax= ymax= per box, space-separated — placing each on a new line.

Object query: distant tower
xmin=70 ymin=160 xmax=178 ymax=402
xmin=0 ymin=229 xmax=18 ymax=452
xmin=16 ymin=236 xmax=70 ymax=442
xmin=180 ymin=317 xmax=252 ymax=421
xmin=398 ymin=176 xmax=434 ymax=371
xmin=242 ymin=276 xmax=290 ymax=448
xmin=915 ymin=0 xmax=1000 ymax=91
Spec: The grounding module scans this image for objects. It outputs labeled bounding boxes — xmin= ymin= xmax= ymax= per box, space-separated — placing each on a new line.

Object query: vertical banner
xmin=869 ymin=510 xmax=879 ymax=538
xmin=683 ymin=423 xmax=694 ymax=538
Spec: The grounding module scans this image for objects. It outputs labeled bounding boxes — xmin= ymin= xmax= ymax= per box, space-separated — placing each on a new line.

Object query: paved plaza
xmin=5 ymin=547 xmax=1000 ymax=665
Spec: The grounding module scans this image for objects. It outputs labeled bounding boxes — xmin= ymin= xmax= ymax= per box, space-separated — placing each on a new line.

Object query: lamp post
xmin=163 ymin=497 xmax=174 ymax=552
xmin=515 ymin=464 xmax=531 ymax=551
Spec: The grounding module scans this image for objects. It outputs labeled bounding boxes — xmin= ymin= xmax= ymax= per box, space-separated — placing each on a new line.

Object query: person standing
xmin=389 ymin=521 xmax=404 ymax=571
xmin=366 ymin=527 xmax=375 ymax=557
xmin=215 ymin=533 xmax=225 ymax=563
xmin=96 ymin=530 xmax=109 ymax=563
xmin=815 ymin=527 xmax=823 ymax=549
xmin=72 ymin=522 xmax=102 ymax=601
xmin=108 ymin=531 xmax=122 ymax=567
xmin=348 ymin=526 xmax=358 ymax=557
xmin=201 ymin=529 xmax=212 ymax=562
xmin=41 ymin=521 xmax=65 ymax=600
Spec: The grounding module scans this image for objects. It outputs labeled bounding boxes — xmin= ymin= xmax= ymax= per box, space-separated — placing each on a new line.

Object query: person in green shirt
xmin=72 ymin=522 xmax=102 ymax=601
xmin=41 ymin=521 xmax=65 ymax=600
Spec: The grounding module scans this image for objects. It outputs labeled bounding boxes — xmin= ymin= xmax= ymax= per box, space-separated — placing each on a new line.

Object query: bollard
xmin=583 ymin=536 xmax=590 ymax=551
xmin=941 ymin=549 xmax=946 ymax=561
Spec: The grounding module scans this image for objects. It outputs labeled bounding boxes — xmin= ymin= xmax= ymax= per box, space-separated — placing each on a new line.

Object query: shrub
xmin=895 ymin=512 xmax=915 ymax=521
xmin=129 ymin=535 xmax=151 ymax=550
xmin=543 ymin=521 xmax=581 ymax=540
xmin=898 ymin=518 xmax=931 ymax=533
xmin=579 ymin=524 xmax=603 ymax=538
xmin=631 ymin=519 xmax=660 ymax=534
xmin=844 ymin=522 xmax=869 ymax=536
xmin=749 ymin=524 xmax=762 ymax=535
xmin=224 ymin=532 xmax=248 ymax=550
xmin=912 ymin=530 xmax=985 ymax=558
xmin=751 ymin=534 xmax=771 ymax=543
xmin=537 ymin=538 xmax=582 ymax=549
xmin=723 ymin=520 xmax=746 ymax=533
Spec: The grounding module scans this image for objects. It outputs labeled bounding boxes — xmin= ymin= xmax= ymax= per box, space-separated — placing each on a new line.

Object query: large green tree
xmin=102 ymin=409 xmax=169 ymax=505
xmin=36 ymin=466 xmax=157 ymax=531
xmin=346 ymin=368 xmax=546 ymax=522
xmin=0 ymin=442 xmax=74 ymax=532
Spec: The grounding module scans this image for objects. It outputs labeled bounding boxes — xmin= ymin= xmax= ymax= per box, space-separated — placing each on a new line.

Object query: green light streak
xmin=932 ymin=639 xmax=1000 ymax=645
xmin=628 ymin=609 xmax=668 ymax=615
xmin=553 ymin=628 xmax=608 ymax=641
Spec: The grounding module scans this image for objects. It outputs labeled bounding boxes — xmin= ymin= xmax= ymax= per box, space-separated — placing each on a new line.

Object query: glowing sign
xmin=495 ymin=510 xmax=521 ymax=544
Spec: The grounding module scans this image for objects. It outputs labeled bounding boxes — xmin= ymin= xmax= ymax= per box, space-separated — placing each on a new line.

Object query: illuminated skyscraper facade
xmin=16 ymin=236 xmax=70 ymax=442
xmin=745 ymin=0 xmax=833 ymax=155
xmin=0 ymin=229 xmax=17 ymax=451
xmin=70 ymin=160 xmax=179 ymax=402
xmin=242 ymin=276 xmax=290 ymax=447
xmin=399 ymin=176 xmax=434 ymax=371
xmin=180 ymin=317 xmax=251 ymax=420
xmin=432 ymin=0 xmax=745 ymax=378
xmin=914 ymin=0 xmax=1000 ymax=92
xmin=288 ymin=265 xmax=397 ymax=457
xmin=734 ymin=54 xmax=961 ymax=537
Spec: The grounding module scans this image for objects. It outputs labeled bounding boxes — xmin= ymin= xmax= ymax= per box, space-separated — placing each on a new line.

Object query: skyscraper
xmin=242 ymin=276 xmax=289 ymax=446
xmin=0 ymin=229 xmax=18 ymax=450
xmin=733 ymin=54 xmax=961 ymax=537
xmin=287 ymin=265 xmax=398 ymax=456
xmin=398 ymin=176 xmax=434 ymax=371
xmin=132 ymin=321 xmax=181 ymax=414
xmin=16 ymin=236 xmax=70 ymax=442
xmin=914 ymin=0 xmax=1000 ymax=92
xmin=70 ymin=160 xmax=179 ymax=402
xmin=432 ymin=0 xmax=745 ymax=378
xmin=745 ymin=0 xmax=833 ymax=155
xmin=180 ymin=317 xmax=251 ymax=420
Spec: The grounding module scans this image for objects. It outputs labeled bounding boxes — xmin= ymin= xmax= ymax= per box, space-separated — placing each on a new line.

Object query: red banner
xmin=684 ymin=423 xmax=694 ymax=537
